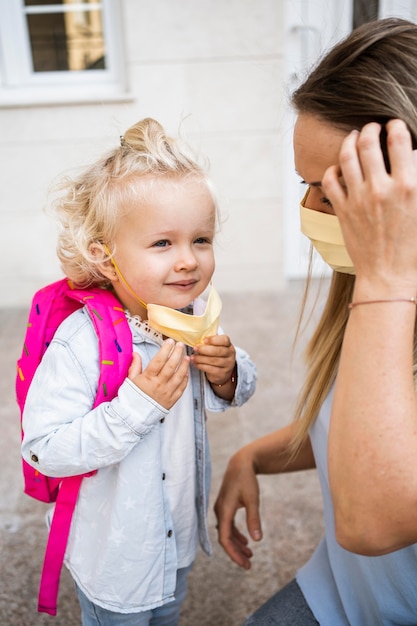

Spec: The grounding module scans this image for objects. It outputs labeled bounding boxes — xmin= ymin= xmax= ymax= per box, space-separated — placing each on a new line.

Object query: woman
xmin=214 ymin=18 xmax=417 ymax=626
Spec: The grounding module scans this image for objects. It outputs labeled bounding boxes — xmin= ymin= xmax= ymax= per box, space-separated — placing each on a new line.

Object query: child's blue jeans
xmin=75 ymin=564 xmax=193 ymax=626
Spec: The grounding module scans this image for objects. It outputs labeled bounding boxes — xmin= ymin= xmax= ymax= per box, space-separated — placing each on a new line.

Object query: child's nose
xmin=175 ymin=248 xmax=198 ymax=271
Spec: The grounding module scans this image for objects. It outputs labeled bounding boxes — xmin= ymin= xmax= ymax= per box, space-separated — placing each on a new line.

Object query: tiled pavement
xmin=0 ymin=279 xmax=326 ymax=625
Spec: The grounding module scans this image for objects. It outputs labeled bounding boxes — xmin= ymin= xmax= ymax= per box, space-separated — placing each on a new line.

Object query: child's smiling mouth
xmin=166 ymin=280 xmax=198 ymax=290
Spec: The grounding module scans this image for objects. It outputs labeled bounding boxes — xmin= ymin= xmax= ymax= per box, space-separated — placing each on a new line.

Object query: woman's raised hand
xmin=323 ymin=119 xmax=417 ymax=296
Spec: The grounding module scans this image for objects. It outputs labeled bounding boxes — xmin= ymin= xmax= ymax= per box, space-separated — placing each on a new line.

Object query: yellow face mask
xmin=147 ymin=284 xmax=222 ymax=347
xmin=300 ymin=191 xmax=355 ymax=275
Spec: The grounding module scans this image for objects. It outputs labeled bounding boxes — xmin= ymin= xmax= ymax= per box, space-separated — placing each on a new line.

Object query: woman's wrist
xmin=352 ymin=276 xmax=417 ymax=303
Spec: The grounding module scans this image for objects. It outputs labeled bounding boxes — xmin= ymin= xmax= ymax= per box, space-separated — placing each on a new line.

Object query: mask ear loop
xmin=102 ymin=244 xmax=148 ymax=310
xmin=301 ymin=187 xmax=310 ymax=207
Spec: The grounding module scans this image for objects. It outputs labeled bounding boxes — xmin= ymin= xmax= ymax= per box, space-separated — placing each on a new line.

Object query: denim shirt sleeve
xmin=21 ymin=311 xmax=168 ymax=477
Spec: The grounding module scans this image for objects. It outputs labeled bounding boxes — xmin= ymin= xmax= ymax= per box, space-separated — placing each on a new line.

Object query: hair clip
xmin=120 ymin=135 xmax=126 ymax=147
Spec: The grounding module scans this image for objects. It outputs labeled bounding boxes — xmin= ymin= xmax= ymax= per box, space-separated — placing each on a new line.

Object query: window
xmin=353 ymin=0 xmax=379 ymax=27
xmin=0 ymin=0 xmax=129 ymax=106
xmin=25 ymin=0 xmax=106 ymax=73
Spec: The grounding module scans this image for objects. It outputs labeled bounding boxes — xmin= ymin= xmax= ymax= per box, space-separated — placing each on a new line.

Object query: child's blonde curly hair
xmin=52 ymin=118 xmax=217 ymax=287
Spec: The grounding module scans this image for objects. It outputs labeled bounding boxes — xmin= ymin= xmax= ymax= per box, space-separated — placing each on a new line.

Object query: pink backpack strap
xmin=37 ymin=475 xmax=84 ymax=615
xmin=18 ymin=279 xmax=81 ymax=504
xmin=37 ymin=288 xmax=132 ymax=615
xmin=69 ymin=288 xmax=133 ymax=404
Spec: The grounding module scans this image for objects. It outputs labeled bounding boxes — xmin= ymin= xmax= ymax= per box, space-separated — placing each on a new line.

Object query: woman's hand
xmin=214 ymin=426 xmax=315 ymax=567
xmin=214 ymin=447 xmax=262 ymax=570
xmin=322 ymin=119 xmax=417 ymax=296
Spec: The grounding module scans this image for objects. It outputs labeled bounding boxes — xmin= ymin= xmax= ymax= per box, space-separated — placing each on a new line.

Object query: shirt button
xmin=167 ymin=529 xmax=173 ymax=538
xmin=31 ymin=453 xmax=39 ymax=463
xmin=162 ymin=473 xmax=166 ymax=480
xmin=160 ymin=417 xmax=165 ymax=423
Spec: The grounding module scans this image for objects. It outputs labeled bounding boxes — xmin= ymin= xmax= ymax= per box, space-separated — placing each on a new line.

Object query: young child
xmin=21 ymin=117 xmax=257 ymax=625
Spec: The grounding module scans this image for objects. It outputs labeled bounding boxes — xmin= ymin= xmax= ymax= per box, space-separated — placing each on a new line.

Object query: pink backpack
xmin=16 ymin=278 xmax=132 ymax=616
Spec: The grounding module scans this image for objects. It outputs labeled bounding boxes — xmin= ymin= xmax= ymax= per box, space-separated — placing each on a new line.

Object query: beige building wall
xmin=0 ymin=0 xmax=285 ymax=307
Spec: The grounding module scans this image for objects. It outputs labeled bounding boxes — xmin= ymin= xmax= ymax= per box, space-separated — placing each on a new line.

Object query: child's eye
xmin=194 ymin=237 xmax=211 ymax=245
xmin=153 ymin=240 xmax=170 ymax=248
xmin=320 ymin=196 xmax=333 ymax=208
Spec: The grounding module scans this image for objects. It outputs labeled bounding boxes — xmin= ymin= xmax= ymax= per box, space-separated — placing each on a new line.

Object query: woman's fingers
xmin=386 ymin=119 xmax=416 ymax=181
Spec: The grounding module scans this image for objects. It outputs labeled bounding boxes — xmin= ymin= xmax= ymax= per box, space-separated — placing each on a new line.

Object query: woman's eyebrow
xmin=300 ymin=180 xmax=322 ymax=187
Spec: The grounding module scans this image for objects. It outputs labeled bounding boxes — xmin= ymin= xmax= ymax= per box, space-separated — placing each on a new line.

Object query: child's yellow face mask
xmin=147 ymin=284 xmax=222 ymax=347
xmin=299 ymin=190 xmax=355 ymax=275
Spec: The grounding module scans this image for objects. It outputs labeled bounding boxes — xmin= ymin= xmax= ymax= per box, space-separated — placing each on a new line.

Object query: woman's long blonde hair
xmin=290 ymin=18 xmax=417 ymax=450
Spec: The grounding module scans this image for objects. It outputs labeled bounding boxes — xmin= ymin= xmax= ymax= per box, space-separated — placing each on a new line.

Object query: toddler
xmin=22 ymin=118 xmax=257 ymax=626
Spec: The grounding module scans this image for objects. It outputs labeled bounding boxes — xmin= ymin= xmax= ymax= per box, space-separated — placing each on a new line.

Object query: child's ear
xmin=89 ymin=243 xmax=118 ymax=283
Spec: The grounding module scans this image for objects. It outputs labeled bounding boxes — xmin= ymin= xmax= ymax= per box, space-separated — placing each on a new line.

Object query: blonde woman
xmin=215 ymin=18 xmax=417 ymax=626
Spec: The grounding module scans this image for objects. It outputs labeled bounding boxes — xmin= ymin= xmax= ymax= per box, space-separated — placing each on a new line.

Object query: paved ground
xmin=0 ymin=279 xmax=327 ymax=625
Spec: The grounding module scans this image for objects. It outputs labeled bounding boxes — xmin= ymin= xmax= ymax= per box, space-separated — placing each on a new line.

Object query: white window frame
xmin=0 ymin=0 xmax=131 ymax=106
xmin=379 ymin=0 xmax=417 ymax=21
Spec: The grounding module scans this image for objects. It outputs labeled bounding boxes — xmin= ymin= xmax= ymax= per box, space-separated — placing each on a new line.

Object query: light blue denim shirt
xmin=22 ymin=305 xmax=257 ymax=614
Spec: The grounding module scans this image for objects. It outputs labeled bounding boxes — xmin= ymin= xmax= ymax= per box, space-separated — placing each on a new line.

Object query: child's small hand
xmin=191 ymin=335 xmax=236 ymax=399
xmin=128 ymin=339 xmax=190 ymax=410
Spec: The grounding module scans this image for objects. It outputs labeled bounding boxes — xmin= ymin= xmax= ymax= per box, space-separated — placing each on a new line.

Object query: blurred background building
xmin=1 ymin=0 xmax=416 ymax=307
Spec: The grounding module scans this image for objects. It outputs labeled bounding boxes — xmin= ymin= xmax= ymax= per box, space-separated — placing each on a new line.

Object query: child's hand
xmin=191 ymin=335 xmax=236 ymax=399
xmin=128 ymin=339 xmax=190 ymax=410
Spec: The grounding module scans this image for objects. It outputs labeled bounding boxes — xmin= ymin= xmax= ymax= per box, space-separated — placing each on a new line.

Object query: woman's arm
xmin=214 ymin=422 xmax=316 ymax=568
xmin=323 ymin=120 xmax=417 ymax=555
